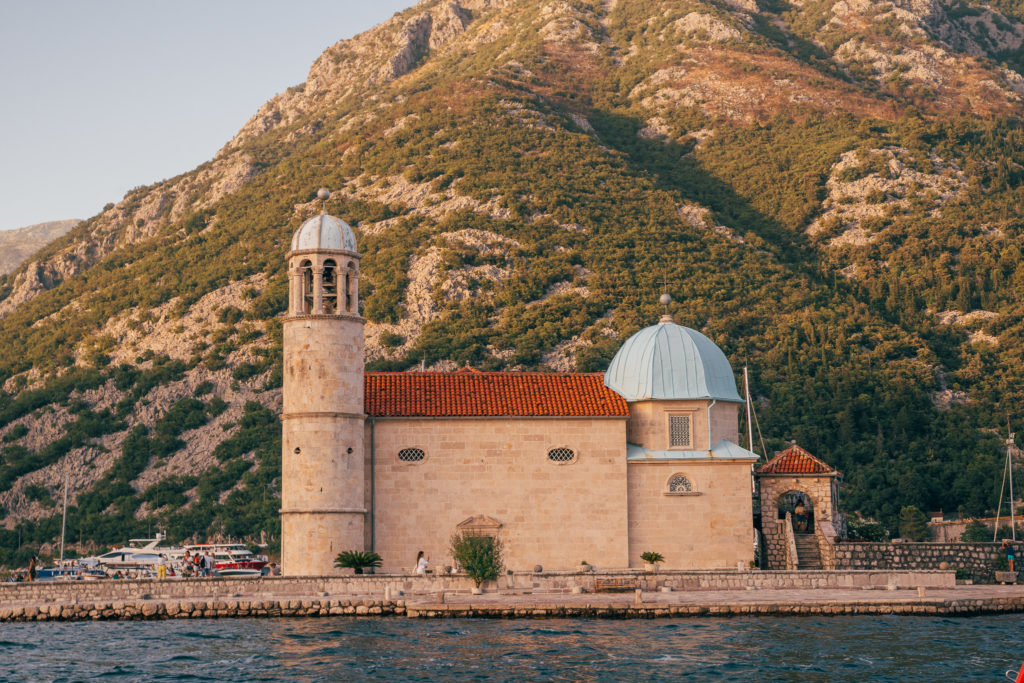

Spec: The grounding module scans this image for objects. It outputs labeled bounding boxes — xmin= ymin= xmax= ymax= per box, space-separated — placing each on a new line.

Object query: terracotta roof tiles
xmin=756 ymin=443 xmax=838 ymax=475
xmin=364 ymin=371 xmax=629 ymax=418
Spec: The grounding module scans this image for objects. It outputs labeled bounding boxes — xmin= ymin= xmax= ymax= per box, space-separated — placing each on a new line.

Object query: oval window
xmin=398 ymin=448 xmax=425 ymax=462
xmin=547 ymin=447 xmax=576 ymax=463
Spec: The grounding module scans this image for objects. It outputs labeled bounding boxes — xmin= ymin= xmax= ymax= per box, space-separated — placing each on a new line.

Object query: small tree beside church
xmin=450 ymin=533 xmax=504 ymax=588
xmin=898 ymin=506 xmax=929 ymax=541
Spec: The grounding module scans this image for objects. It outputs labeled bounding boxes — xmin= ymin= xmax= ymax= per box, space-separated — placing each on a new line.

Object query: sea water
xmin=0 ymin=615 xmax=1020 ymax=681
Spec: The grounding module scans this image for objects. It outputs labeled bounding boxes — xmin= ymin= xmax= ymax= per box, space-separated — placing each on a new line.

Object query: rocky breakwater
xmin=0 ymin=598 xmax=405 ymax=623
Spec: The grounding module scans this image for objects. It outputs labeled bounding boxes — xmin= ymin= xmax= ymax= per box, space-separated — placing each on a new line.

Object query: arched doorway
xmin=778 ymin=491 xmax=814 ymax=534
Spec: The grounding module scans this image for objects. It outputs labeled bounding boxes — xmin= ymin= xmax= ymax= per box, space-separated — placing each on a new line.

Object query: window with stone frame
xmin=398 ymin=447 xmax=425 ymax=462
xmin=547 ymin=447 xmax=576 ymax=463
xmin=668 ymin=474 xmax=693 ymax=492
xmin=668 ymin=414 xmax=693 ymax=448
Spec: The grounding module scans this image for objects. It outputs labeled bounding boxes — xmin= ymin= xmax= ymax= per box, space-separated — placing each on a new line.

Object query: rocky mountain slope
xmin=0 ymin=220 xmax=79 ymax=276
xmin=2 ymin=0 xmax=1024 ymax=563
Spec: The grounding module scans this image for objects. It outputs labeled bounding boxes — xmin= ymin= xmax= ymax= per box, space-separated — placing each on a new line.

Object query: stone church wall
xmin=626 ymin=400 xmax=739 ymax=451
xmin=367 ymin=416 xmax=629 ymax=572
xmin=627 ymin=460 xmax=755 ymax=569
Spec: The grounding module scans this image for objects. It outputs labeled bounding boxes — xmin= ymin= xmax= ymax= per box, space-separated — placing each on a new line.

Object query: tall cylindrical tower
xmin=280 ymin=205 xmax=365 ymax=576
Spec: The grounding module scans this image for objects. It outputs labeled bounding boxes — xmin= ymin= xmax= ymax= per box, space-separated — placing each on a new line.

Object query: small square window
xmin=669 ymin=415 xmax=692 ymax=448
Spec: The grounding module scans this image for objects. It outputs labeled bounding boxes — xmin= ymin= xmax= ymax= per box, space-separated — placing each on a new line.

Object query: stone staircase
xmin=795 ymin=533 xmax=822 ymax=570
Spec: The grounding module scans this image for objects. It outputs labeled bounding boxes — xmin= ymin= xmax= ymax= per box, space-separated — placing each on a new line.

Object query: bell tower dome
xmin=280 ymin=190 xmax=365 ymax=576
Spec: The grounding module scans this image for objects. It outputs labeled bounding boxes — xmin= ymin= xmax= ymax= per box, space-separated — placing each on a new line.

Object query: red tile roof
xmin=364 ymin=371 xmax=629 ymax=418
xmin=756 ymin=444 xmax=838 ymax=475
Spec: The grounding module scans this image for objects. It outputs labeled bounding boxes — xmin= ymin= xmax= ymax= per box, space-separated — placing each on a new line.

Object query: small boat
xmin=186 ymin=543 xmax=269 ymax=572
xmin=35 ymin=564 xmax=108 ymax=581
xmin=213 ymin=567 xmax=264 ymax=577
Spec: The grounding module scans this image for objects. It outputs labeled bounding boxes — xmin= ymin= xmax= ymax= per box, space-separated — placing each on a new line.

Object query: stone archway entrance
xmin=778 ymin=491 xmax=814 ymax=534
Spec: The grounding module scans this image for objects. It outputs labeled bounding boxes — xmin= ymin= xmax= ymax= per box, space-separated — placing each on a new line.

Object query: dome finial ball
xmin=659 ymin=293 xmax=672 ymax=306
xmin=317 ymin=187 xmax=331 ymax=201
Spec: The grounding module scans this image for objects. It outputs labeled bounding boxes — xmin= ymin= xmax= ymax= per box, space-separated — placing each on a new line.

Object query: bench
xmin=593 ymin=577 xmax=638 ymax=593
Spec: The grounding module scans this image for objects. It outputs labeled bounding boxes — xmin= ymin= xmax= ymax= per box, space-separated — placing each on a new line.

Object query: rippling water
xmin=1 ymin=615 xmax=1021 ymax=681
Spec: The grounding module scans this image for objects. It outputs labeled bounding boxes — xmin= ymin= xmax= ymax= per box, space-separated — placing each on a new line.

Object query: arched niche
xmin=777 ymin=490 xmax=814 ymax=533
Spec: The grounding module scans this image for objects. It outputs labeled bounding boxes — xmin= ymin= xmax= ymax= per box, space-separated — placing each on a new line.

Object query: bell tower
xmin=280 ymin=188 xmax=365 ymax=576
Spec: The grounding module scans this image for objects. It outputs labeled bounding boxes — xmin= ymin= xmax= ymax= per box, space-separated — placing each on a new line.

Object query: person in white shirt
xmin=415 ymin=551 xmax=429 ymax=574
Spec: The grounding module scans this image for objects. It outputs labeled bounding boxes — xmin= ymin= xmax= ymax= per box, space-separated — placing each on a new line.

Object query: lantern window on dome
xmin=300 ymin=260 xmax=314 ymax=314
xmin=323 ymin=259 xmax=338 ymax=314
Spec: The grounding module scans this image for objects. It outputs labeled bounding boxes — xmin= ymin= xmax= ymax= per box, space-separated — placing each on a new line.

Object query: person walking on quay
xmin=415 ymin=551 xmax=429 ymax=575
xmin=27 ymin=556 xmax=36 ymax=582
xmin=1004 ymin=539 xmax=1016 ymax=572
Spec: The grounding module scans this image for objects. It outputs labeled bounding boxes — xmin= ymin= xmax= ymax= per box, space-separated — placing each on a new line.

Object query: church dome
xmin=290 ymin=214 xmax=357 ymax=252
xmin=603 ymin=316 xmax=743 ymax=402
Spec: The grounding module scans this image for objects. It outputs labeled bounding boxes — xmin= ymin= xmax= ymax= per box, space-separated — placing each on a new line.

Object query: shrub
xmin=450 ymin=533 xmax=504 ymax=588
xmin=2 ymin=424 xmax=28 ymax=443
xmin=640 ymin=551 xmax=664 ymax=564
xmin=193 ymin=381 xmax=215 ymax=397
xmin=960 ymin=519 xmax=990 ymax=542
xmin=334 ymin=550 xmax=383 ymax=574
xmin=847 ymin=518 xmax=890 ymax=542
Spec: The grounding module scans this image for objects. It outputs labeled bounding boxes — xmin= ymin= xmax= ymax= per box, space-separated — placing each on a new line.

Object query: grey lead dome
xmin=603 ymin=318 xmax=743 ymax=402
xmin=290 ymin=214 xmax=358 ymax=253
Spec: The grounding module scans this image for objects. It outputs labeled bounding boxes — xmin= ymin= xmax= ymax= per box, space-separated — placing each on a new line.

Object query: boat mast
xmin=1009 ymin=419 xmax=1016 ymax=542
xmin=993 ymin=419 xmax=1017 ymax=543
xmin=744 ymin=366 xmax=755 ymax=456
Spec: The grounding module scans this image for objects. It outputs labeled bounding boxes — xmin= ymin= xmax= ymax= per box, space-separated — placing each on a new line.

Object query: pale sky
xmin=0 ymin=0 xmax=414 ymax=231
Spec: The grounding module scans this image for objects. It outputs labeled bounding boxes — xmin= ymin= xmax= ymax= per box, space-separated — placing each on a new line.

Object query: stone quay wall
xmin=834 ymin=542 xmax=1005 ymax=583
xmin=0 ymin=568 xmax=955 ymax=610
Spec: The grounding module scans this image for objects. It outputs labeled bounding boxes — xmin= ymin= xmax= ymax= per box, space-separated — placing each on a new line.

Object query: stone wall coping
xmin=837 ymin=541 xmax=1008 ymax=547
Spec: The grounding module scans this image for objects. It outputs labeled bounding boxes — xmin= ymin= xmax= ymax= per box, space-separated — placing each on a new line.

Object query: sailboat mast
xmin=744 ymin=366 xmax=754 ymax=455
xmin=1009 ymin=420 xmax=1016 ymax=542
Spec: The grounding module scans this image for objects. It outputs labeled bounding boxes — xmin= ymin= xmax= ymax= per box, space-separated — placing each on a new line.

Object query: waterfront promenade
xmin=2 ymin=569 xmax=1023 ymax=621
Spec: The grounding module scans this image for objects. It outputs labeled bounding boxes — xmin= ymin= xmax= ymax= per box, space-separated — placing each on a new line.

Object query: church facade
xmin=280 ymin=212 xmax=759 ymax=576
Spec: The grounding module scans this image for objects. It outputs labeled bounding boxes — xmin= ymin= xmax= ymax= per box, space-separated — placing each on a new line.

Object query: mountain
xmin=0 ymin=220 xmax=80 ymax=276
xmin=2 ymin=0 xmax=1024 ymax=564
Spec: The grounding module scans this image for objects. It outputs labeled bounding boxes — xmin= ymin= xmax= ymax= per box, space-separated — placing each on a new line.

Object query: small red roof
xmin=364 ymin=371 xmax=629 ymax=418
xmin=756 ymin=444 xmax=838 ymax=475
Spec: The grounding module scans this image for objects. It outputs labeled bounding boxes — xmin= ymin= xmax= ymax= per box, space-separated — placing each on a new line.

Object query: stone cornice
xmin=280 ymin=508 xmax=368 ymax=514
xmin=288 ymin=248 xmax=360 ymax=259
xmin=281 ymin=412 xmax=366 ymax=421
xmin=283 ymin=314 xmax=365 ymax=323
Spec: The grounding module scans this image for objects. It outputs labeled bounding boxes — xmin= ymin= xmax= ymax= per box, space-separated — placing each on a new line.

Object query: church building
xmin=280 ymin=209 xmax=760 ymax=575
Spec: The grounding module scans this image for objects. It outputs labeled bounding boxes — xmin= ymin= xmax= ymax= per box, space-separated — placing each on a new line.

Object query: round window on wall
xmin=547 ymin=447 xmax=576 ymax=463
xmin=398 ymin=448 xmax=425 ymax=463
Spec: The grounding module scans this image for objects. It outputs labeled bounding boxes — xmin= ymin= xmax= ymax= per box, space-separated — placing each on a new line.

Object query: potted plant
xmin=450 ymin=533 xmax=504 ymax=594
xmin=640 ymin=551 xmax=664 ymax=572
xmin=334 ymin=550 xmax=383 ymax=575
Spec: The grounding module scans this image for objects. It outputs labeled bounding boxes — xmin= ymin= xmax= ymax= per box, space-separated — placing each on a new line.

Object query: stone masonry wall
xmin=0 ymin=568 xmax=955 ymax=609
xmin=834 ymin=542 xmax=1005 ymax=583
